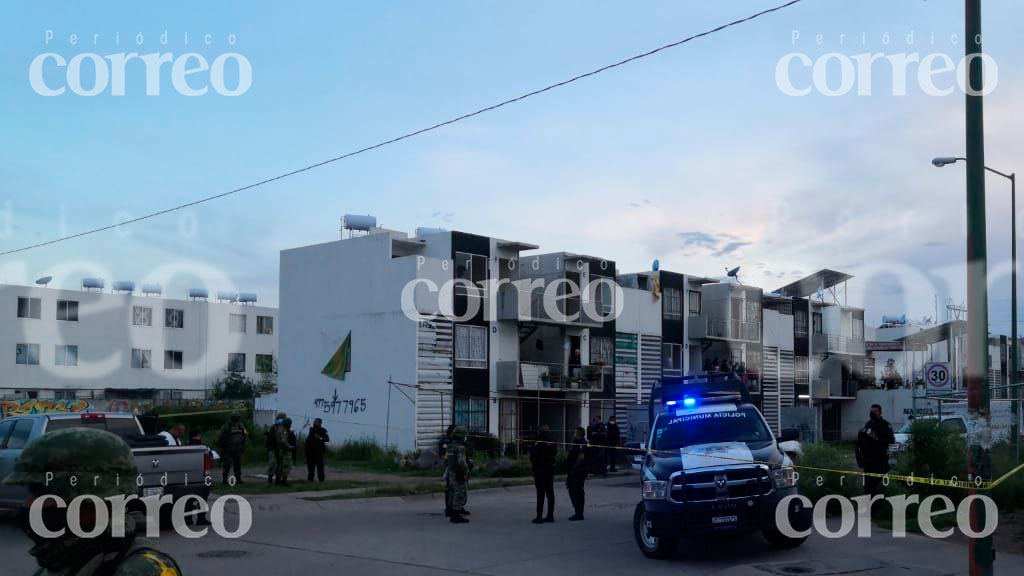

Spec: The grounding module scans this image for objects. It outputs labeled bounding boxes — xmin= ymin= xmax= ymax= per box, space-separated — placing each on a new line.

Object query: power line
xmin=0 ymin=0 xmax=805 ymax=258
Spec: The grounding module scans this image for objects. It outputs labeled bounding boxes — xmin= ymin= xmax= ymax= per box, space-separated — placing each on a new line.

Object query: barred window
xmin=454 ymin=397 xmax=488 ymax=433
xmin=663 ymin=287 xmax=682 ymax=319
xmin=455 ymin=324 xmax=487 ymax=369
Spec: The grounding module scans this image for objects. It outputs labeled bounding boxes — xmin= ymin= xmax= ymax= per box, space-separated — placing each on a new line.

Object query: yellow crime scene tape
xmin=465 ymin=432 xmax=1024 ymax=492
xmin=166 ymin=407 xmax=1024 ymax=492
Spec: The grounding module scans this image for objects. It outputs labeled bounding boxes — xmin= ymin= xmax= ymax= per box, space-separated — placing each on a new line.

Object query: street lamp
xmin=933 ymin=156 xmax=1020 ymax=461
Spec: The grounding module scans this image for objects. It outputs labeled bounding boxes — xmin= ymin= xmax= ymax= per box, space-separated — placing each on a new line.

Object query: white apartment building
xmin=277 ymin=221 xmax=618 ymax=453
xmin=1 ymin=282 xmax=278 ymax=404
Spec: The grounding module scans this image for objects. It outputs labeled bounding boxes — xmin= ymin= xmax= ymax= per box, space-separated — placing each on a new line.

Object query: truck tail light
xmin=204 ymin=451 xmax=214 ymax=475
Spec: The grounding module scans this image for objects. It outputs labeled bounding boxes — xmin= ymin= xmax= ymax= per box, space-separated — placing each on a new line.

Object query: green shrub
xmin=797 ymin=442 xmax=862 ymax=506
xmin=990 ymin=442 xmax=1024 ymax=512
xmin=468 ymin=433 xmax=502 ymax=459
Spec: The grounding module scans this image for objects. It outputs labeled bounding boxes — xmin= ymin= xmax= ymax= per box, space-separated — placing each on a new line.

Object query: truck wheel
xmin=634 ymin=503 xmax=677 ymax=559
xmin=762 ymin=526 xmax=807 ymax=548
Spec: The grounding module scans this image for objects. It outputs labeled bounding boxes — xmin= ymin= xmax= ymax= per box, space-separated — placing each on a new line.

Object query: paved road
xmin=2 ymin=476 xmax=1022 ymax=575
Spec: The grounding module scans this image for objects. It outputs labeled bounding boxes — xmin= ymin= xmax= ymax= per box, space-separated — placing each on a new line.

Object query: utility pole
xmin=1012 ymin=173 xmax=1020 ymax=463
xmin=964 ymin=1 xmax=993 ymax=574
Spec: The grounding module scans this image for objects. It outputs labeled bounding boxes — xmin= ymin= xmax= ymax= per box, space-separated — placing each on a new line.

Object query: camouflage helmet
xmin=3 ymin=428 xmax=138 ymax=500
xmin=452 ymin=426 xmax=468 ymax=442
xmin=282 ymin=417 xmax=293 ymax=427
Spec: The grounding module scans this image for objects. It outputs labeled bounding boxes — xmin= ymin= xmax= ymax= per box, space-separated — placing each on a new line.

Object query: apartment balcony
xmin=687 ymin=314 xmax=707 ymax=340
xmin=812 ymin=333 xmax=866 ymax=356
xmin=811 ymin=378 xmax=858 ymax=400
xmin=496 ymin=285 xmax=601 ymax=327
xmin=703 ymin=317 xmax=761 ymax=343
xmin=496 ymin=361 xmax=606 ymax=393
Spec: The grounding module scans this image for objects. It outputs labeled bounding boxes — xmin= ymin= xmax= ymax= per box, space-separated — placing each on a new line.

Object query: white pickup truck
xmin=0 ymin=412 xmax=212 ymax=521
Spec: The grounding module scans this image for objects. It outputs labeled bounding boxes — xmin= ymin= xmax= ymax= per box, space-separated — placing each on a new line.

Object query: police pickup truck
xmin=634 ymin=375 xmax=812 ymax=558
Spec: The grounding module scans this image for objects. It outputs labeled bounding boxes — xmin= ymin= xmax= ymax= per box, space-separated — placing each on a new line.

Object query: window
xmin=941 ymin=418 xmax=967 ymax=434
xmin=590 ymin=336 xmax=614 ymax=365
xmin=55 ymin=345 xmax=78 ymax=366
xmin=592 ymin=280 xmax=613 ymax=316
xmin=165 ymin=308 xmax=184 ymax=329
xmin=812 ymin=312 xmax=823 ymax=334
xmin=454 ymin=397 xmax=488 ymax=433
xmin=229 ymin=313 xmax=247 ymax=333
xmin=164 ymin=350 xmax=183 ymax=370
xmin=15 ymin=343 xmax=40 ymax=365
xmin=131 ymin=348 xmax=152 ymax=369
xmin=133 ymin=306 xmax=152 ymax=326
xmin=662 ymin=342 xmax=682 ymax=375
xmin=56 ymin=300 xmax=79 ymax=321
xmin=228 ymin=353 xmax=246 ymax=373
xmin=454 ymin=324 xmax=487 ymax=369
xmin=794 ymin=309 xmax=808 ymax=336
xmin=663 ymin=287 xmax=682 ymax=320
xmin=6 ymin=419 xmax=35 ymax=450
xmin=454 ymin=252 xmax=487 ymax=296
xmin=688 ymin=290 xmax=702 ymax=316
xmin=0 ymin=420 xmax=14 ymax=448
xmin=17 ymin=297 xmax=41 ymax=319
xmin=257 ymin=315 xmax=274 ymax=335
xmin=852 ymin=317 xmax=864 ymax=341
xmin=256 ymin=354 xmax=275 ymax=373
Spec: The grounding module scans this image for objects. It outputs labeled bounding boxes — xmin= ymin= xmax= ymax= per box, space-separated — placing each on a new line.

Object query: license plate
xmin=142 ymin=487 xmax=163 ymax=498
xmin=711 ymin=515 xmax=737 ymax=525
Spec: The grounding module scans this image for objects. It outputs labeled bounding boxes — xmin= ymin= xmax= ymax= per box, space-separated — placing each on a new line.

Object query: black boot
xmin=450 ymin=514 xmax=469 ymax=524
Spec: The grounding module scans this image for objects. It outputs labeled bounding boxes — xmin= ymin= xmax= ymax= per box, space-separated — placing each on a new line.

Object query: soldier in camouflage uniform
xmin=3 ymin=428 xmax=182 ymax=576
xmin=446 ymin=426 xmax=470 ymax=524
xmin=274 ymin=417 xmax=296 ymax=486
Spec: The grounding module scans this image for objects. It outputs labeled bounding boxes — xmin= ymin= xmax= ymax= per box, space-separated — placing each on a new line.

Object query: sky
xmin=2 ymin=0 xmax=1023 ymax=333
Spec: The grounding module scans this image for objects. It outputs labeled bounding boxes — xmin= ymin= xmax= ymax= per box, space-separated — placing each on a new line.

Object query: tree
xmin=882 ymin=358 xmax=904 ymax=390
xmin=212 ymin=371 xmax=256 ymax=400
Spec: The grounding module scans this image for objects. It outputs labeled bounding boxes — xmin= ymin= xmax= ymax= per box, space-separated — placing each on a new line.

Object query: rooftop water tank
xmin=188 ymin=288 xmax=209 ymax=300
xmin=343 ymin=214 xmax=377 ymax=231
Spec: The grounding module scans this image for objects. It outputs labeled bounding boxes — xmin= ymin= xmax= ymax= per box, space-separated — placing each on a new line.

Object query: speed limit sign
xmin=925 ymin=362 xmax=952 ymax=396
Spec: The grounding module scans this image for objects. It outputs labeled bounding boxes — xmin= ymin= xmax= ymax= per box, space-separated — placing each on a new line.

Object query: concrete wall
xmin=0 ymin=284 xmax=277 ymax=396
xmin=278 ymin=233 xmax=448 ymax=452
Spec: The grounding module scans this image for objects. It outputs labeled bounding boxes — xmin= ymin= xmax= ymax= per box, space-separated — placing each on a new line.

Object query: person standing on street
xmin=441 ymin=424 xmax=456 ymax=518
xmin=565 ymin=426 xmax=589 ymax=521
xmin=305 ymin=418 xmax=330 ymax=482
xmin=589 ymin=422 xmax=607 ymax=477
xmin=447 ymin=426 xmax=471 ymax=523
xmin=855 ymin=404 xmax=895 ymax=497
xmin=275 ymin=417 xmax=296 ymax=486
xmin=606 ymin=416 xmax=621 ymax=472
xmin=530 ymin=425 xmax=557 ymax=524
xmin=219 ymin=412 xmax=248 ymax=485
xmin=266 ymin=412 xmax=285 ymax=484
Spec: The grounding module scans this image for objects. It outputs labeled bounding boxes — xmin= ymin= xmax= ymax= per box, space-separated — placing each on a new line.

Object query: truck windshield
xmin=651 ymin=407 xmax=772 ymax=450
xmin=46 ymin=417 xmax=141 ymax=441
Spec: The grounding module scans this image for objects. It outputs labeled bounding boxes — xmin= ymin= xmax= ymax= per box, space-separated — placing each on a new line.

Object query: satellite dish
xmin=726 ymin=266 xmax=741 ymax=278
xmin=35 ymin=276 xmax=52 ymax=287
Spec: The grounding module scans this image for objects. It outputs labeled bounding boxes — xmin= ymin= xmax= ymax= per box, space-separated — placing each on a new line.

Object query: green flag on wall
xmin=321 ymin=331 xmax=352 ymax=381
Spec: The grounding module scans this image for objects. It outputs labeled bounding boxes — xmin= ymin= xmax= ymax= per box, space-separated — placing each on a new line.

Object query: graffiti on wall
xmin=313 ymin=389 xmax=367 ymax=415
xmin=0 ymin=398 xmax=250 ymax=419
xmin=1 ymin=399 xmax=91 ymax=418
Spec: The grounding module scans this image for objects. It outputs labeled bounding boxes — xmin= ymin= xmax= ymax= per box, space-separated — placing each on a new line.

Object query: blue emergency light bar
xmin=649 ymin=372 xmax=752 ymax=422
